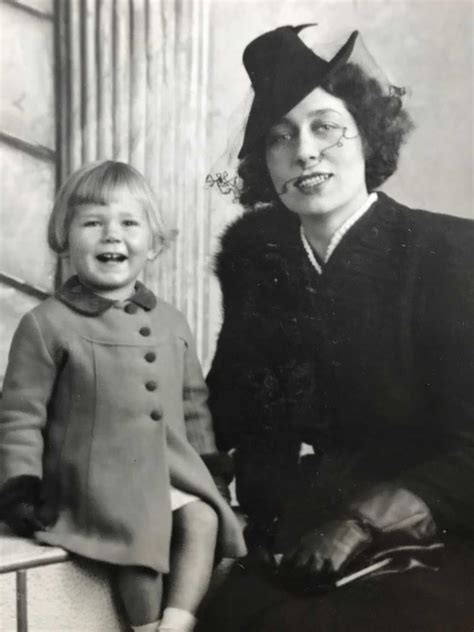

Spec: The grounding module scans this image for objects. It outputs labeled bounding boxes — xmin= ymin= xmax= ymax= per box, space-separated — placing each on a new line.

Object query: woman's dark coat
xmin=207 ymin=192 xmax=474 ymax=541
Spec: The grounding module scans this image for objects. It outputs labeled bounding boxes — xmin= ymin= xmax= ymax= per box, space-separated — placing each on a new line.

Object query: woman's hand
xmin=278 ymin=486 xmax=437 ymax=590
xmin=212 ymin=474 xmax=232 ymax=504
xmin=201 ymin=451 xmax=235 ymax=505
xmin=279 ymin=519 xmax=372 ymax=585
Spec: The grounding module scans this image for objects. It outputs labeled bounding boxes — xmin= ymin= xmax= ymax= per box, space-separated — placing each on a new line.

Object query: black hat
xmin=238 ymin=25 xmax=358 ymax=159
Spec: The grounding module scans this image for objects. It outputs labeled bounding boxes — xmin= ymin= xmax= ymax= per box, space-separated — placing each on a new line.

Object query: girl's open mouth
xmin=96 ymin=253 xmax=127 ymax=262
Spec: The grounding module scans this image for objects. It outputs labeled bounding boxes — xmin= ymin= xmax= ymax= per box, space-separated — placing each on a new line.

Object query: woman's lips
xmin=293 ymin=172 xmax=333 ymax=193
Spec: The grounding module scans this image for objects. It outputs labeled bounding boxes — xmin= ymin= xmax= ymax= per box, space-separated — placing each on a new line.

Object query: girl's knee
xmin=175 ymin=501 xmax=219 ymax=538
xmin=115 ymin=565 xmax=163 ymax=594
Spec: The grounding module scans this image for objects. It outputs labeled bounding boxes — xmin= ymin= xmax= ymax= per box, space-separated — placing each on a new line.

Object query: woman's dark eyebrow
xmin=307 ymin=108 xmax=343 ymax=118
xmin=273 ymin=108 xmax=343 ymax=128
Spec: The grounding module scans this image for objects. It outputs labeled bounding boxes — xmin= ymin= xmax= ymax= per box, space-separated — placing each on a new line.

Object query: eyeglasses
xmin=266 ymin=124 xmax=359 ymax=155
xmin=314 ymin=124 xmax=359 ymax=152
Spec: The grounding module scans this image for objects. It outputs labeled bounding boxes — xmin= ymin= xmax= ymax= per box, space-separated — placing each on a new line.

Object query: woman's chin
xmin=282 ymin=193 xmax=335 ymax=218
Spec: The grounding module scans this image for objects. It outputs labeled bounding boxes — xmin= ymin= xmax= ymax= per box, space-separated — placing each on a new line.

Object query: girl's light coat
xmin=0 ymin=277 xmax=246 ymax=572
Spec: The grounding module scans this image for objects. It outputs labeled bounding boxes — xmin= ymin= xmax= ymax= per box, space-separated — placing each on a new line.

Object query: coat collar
xmin=56 ymin=275 xmax=157 ymax=315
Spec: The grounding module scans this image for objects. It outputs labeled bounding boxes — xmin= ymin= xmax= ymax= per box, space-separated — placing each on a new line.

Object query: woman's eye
xmin=314 ymin=123 xmax=336 ymax=132
xmin=267 ymin=131 xmax=293 ymax=146
xmin=313 ymin=123 xmax=342 ymax=140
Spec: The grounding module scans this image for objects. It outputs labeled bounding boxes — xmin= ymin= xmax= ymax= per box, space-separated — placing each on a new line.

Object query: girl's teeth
xmin=97 ymin=253 xmax=126 ymax=262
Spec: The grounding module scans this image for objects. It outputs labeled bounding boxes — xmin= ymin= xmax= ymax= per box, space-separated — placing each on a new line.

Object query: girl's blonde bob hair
xmin=48 ymin=160 xmax=177 ymax=255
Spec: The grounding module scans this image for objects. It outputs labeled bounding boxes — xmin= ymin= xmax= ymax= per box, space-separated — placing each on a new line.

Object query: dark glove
xmin=347 ymin=485 xmax=437 ymax=544
xmin=0 ymin=475 xmax=46 ymax=538
xmin=280 ymin=518 xmax=371 ymax=588
xmin=242 ymin=519 xmax=278 ymax=570
xmin=280 ymin=485 xmax=436 ymax=589
xmin=213 ymin=474 xmax=232 ymax=504
xmin=5 ymin=501 xmax=46 ymax=537
xmin=201 ymin=452 xmax=234 ymax=504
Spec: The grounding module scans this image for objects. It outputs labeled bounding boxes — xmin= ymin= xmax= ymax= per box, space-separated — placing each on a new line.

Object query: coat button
xmin=139 ymin=326 xmax=151 ymax=337
xmin=150 ymin=409 xmax=162 ymax=421
xmin=144 ymin=352 xmax=156 ymax=362
xmin=124 ymin=303 xmax=138 ymax=314
xmin=145 ymin=381 xmax=157 ymax=391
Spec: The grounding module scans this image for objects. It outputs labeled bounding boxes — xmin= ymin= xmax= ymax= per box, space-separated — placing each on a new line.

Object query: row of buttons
xmin=122 ymin=303 xmax=162 ymax=421
xmin=140 ymin=321 xmax=161 ymax=420
xmin=124 ymin=303 xmax=138 ymax=315
xmin=124 ymin=303 xmax=151 ymax=337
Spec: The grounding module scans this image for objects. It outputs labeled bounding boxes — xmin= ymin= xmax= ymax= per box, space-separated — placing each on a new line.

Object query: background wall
xmin=0 ymin=0 xmax=472 ymax=380
xmin=0 ymin=0 xmax=56 ymax=381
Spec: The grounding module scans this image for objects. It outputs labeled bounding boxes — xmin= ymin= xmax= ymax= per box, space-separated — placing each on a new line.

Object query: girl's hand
xmin=5 ymin=502 xmax=46 ymax=538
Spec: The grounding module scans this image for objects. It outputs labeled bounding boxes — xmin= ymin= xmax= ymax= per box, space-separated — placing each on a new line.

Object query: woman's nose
xmin=295 ymin=130 xmax=321 ymax=167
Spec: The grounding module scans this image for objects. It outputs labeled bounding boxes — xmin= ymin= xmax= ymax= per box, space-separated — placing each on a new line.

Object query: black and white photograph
xmin=0 ymin=1 xmax=473 ymax=630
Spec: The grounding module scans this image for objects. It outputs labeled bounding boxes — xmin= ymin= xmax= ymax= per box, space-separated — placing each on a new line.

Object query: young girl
xmin=0 ymin=160 xmax=246 ymax=632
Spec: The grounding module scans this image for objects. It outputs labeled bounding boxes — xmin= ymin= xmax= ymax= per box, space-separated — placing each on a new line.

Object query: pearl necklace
xmin=299 ymin=193 xmax=377 ymax=274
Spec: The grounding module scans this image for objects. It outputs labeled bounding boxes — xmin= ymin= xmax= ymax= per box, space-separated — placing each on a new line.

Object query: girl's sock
xmin=131 ymin=621 xmax=160 ymax=632
xmin=158 ymin=607 xmax=197 ymax=631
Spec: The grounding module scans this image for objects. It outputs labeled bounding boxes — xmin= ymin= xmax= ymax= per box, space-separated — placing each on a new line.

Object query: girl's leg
xmin=115 ymin=565 xmax=163 ymax=628
xmin=163 ymin=501 xmax=218 ymax=624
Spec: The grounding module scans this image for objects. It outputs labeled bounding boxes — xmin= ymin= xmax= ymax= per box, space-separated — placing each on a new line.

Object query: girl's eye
xmin=123 ymin=219 xmax=140 ymax=227
xmin=83 ymin=220 xmax=101 ymax=227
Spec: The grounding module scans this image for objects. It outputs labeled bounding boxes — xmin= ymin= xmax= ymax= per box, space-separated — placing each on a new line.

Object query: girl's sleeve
xmin=0 ymin=310 xmax=58 ymax=488
xmin=180 ymin=317 xmax=218 ymax=456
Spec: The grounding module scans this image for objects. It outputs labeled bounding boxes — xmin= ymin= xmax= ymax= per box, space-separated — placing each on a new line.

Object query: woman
xmin=199 ymin=25 xmax=474 ymax=630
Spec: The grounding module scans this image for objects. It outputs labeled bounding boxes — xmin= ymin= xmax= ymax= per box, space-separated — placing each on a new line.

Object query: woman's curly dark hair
xmin=238 ymin=63 xmax=414 ymax=210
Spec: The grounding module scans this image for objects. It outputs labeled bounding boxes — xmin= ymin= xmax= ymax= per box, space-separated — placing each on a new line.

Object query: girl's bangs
xmin=69 ymin=163 xmax=147 ymax=208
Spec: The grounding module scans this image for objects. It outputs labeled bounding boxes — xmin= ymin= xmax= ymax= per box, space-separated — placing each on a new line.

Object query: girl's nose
xmin=102 ymin=221 xmax=122 ymax=242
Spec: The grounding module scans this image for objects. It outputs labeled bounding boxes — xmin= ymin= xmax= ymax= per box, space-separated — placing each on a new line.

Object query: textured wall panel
xmin=0 ymin=145 xmax=56 ymax=292
xmin=0 ymin=2 xmax=55 ymax=149
xmin=0 ymin=284 xmax=42 ymax=383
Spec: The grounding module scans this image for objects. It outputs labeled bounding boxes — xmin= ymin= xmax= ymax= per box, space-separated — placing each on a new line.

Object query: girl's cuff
xmin=0 ymin=475 xmax=42 ymax=518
